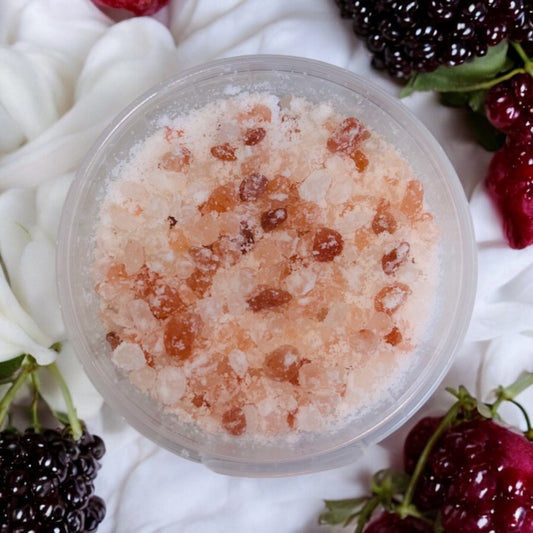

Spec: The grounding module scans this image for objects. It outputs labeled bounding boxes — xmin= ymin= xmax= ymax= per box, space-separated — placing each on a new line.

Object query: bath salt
xmin=92 ymin=93 xmax=439 ymax=439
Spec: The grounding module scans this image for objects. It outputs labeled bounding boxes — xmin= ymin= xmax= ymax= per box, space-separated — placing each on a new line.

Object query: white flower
xmin=0 ymin=174 xmax=104 ymax=416
xmin=0 ymin=181 xmax=66 ymax=365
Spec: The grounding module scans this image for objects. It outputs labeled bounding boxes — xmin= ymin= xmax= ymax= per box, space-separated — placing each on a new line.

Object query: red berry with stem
xmin=404 ymin=417 xmax=533 ymax=532
xmin=320 ymin=372 xmax=533 ymax=533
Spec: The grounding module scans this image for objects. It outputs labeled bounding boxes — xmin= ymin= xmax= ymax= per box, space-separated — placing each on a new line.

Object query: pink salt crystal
xmin=195 ymin=213 xmax=221 ymax=245
xmin=294 ymin=404 xmax=323 ymax=432
xmin=227 ymin=349 xmax=248 ymax=378
xmin=129 ymin=366 xmax=157 ymax=392
xmin=112 ymin=342 xmax=146 ymax=371
xmin=284 ymin=268 xmax=317 ymax=296
xmin=123 ymin=240 xmax=145 ymax=275
xmin=298 ymin=169 xmax=331 ymax=203
xmin=128 ymin=299 xmax=159 ymax=332
xmin=154 ymin=366 xmax=186 ymax=405
xmin=382 ymin=241 xmax=410 ymax=275
xmin=93 ymin=94 xmax=439 ymax=439
xmin=264 ymin=344 xmax=303 ymax=384
xmin=349 ymin=329 xmax=379 ymax=353
xmin=221 ymin=406 xmax=247 ymax=436
xmin=374 ymin=283 xmax=411 ymax=315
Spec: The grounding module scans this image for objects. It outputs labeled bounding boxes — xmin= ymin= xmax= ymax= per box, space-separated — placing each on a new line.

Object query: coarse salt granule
xmin=92 ymin=92 xmax=439 ymax=440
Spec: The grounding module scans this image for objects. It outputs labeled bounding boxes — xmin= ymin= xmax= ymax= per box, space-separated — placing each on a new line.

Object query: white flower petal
xmin=0 ymin=314 xmax=55 ymax=364
xmin=18 ymin=239 xmax=65 ymax=340
xmin=478 ymin=333 xmax=533 ymax=431
xmin=0 ymin=264 xmax=52 ymax=350
xmin=34 ymin=173 xmax=73 ymax=242
xmin=0 ymin=186 xmax=35 ymax=230
xmin=0 ymin=219 xmax=31 ymax=289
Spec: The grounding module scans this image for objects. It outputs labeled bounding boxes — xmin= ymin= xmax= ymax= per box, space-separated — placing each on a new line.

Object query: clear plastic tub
xmin=57 ymin=55 xmax=477 ymax=477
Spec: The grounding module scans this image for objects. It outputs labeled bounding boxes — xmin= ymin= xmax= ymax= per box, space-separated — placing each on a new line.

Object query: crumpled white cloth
xmin=0 ymin=1 xmax=532 ymax=532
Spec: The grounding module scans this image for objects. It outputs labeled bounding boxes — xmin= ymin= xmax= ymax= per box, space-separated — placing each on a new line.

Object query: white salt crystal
xmin=128 ymin=299 xmax=158 ymax=333
xmin=154 ymin=366 xmax=186 ymax=405
xmin=298 ymin=169 xmax=331 ymax=203
xmin=285 ymin=269 xmax=317 ymax=296
xmin=228 ymin=349 xmax=248 ymax=378
xmin=112 ymin=342 xmax=146 ymax=371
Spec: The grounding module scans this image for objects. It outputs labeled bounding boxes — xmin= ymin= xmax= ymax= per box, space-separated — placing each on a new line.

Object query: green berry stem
xmin=354 ymin=498 xmax=380 ymax=533
xmin=511 ymin=42 xmax=533 ymax=74
xmin=398 ymin=401 xmax=462 ymax=516
xmin=29 ymin=372 xmax=41 ymax=433
xmin=46 ymin=362 xmax=83 ymax=440
xmin=490 ymin=371 xmax=533 ymax=439
xmin=451 ymin=66 xmax=526 ymax=93
xmin=508 ymin=399 xmax=533 ymax=439
xmin=0 ymin=356 xmax=37 ymax=429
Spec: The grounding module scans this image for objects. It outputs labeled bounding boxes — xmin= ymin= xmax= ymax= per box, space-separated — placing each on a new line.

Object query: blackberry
xmin=335 ymin=0 xmax=533 ymax=79
xmin=0 ymin=427 xmax=106 ymax=532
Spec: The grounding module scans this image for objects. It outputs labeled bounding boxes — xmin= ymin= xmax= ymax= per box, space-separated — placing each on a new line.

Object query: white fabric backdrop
xmin=0 ymin=1 xmax=532 ymax=531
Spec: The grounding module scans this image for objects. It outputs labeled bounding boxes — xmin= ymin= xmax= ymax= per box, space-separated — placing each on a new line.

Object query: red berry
xmin=403 ymin=417 xmax=533 ymax=533
xmin=92 ymin=0 xmax=169 ymax=16
xmin=404 ymin=416 xmax=441 ymax=474
xmin=486 ymin=144 xmax=533 ymax=249
xmin=485 ymin=83 xmax=522 ymax=133
xmin=364 ymin=512 xmax=433 ymax=533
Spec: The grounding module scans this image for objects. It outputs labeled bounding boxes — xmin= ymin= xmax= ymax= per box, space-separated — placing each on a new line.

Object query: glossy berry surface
xmin=404 ymin=417 xmax=533 ymax=532
xmin=485 ymin=73 xmax=533 ymax=140
xmin=485 ymin=142 xmax=533 ymax=250
xmin=0 ymin=427 xmax=106 ymax=532
xmin=335 ymin=0 xmax=533 ymax=79
xmin=92 ymin=0 xmax=169 ymax=16
xmin=365 ymin=512 xmax=433 ymax=533
xmin=484 ymin=73 xmax=533 ymax=249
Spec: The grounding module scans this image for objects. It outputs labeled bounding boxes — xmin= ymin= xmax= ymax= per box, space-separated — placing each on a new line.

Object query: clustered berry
xmin=335 ymin=0 xmax=533 ymax=79
xmin=484 ymin=73 xmax=533 ymax=249
xmin=0 ymin=354 xmax=106 ymax=532
xmin=0 ymin=427 xmax=106 ymax=533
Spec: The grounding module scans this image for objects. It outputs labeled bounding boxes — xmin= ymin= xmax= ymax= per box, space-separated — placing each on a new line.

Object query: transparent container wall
xmin=57 ymin=56 xmax=476 ymax=476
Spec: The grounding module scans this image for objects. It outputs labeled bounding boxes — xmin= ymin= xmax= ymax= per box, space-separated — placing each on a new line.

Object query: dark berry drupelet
xmin=0 ymin=427 xmax=106 ymax=532
xmin=335 ymin=0 xmax=533 ymax=79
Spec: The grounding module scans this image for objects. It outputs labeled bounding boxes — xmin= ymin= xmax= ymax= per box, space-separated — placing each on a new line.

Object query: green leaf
xmin=439 ymin=91 xmax=471 ymax=108
xmin=465 ymin=111 xmax=505 ymax=152
xmin=401 ymin=41 xmax=510 ymax=96
xmin=0 ymin=355 xmax=25 ymax=381
xmin=318 ymin=498 xmax=367 ymax=526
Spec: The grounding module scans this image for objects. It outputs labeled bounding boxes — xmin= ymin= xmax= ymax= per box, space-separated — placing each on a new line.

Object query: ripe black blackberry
xmin=0 ymin=356 xmax=106 ymax=532
xmin=0 ymin=427 xmax=106 ymax=532
xmin=335 ymin=0 xmax=533 ymax=79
